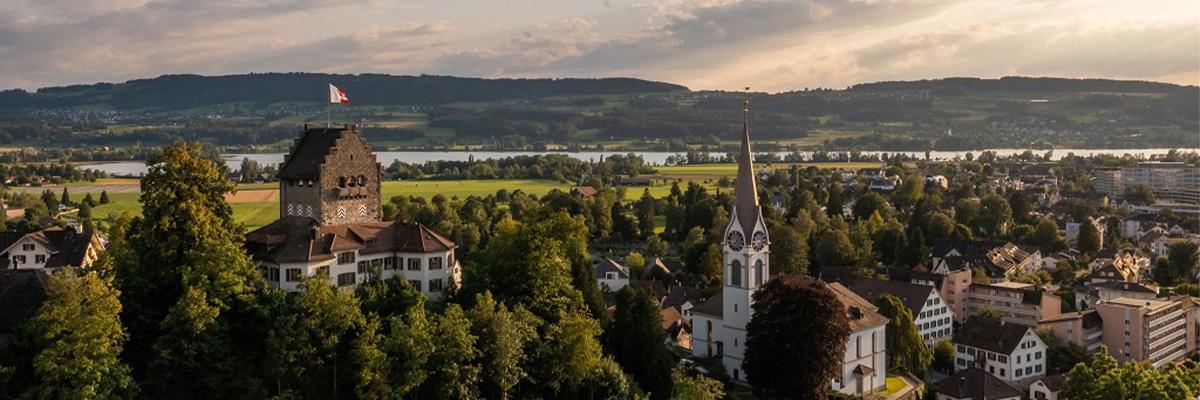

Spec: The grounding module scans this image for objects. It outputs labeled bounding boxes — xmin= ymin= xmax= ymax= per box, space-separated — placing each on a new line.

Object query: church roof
xmin=826 ymin=281 xmax=889 ymax=332
xmin=689 ymin=292 xmax=724 ymax=317
xmin=845 ymin=278 xmax=937 ymax=315
xmin=955 ymin=316 xmax=1036 ymax=354
xmin=732 ymin=100 xmax=761 ymax=236
xmin=278 ymin=124 xmax=352 ymax=179
xmin=245 ymin=217 xmax=455 ymax=263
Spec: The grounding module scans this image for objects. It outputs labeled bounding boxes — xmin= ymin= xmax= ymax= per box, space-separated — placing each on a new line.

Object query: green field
xmin=382 ymin=179 xmax=570 ymax=199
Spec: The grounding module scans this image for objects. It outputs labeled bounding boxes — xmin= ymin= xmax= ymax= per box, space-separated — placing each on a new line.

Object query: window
xmin=384 ymin=256 xmax=396 ymax=269
xmin=430 ymin=279 xmax=444 ymax=292
xmin=338 ymin=252 xmax=356 ymax=265
xmin=408 ymin=258 xmax=421 ymax=271
xmin=409 ymin=280 xmax=422 ymax=291
xmin=21 ymin=244 xmax=34 ymax=251
xmin=1016 ymin=369 xmax=1023 ymax=377
xmin=35 ymin=254 xmax=45 ymax=264
xmin=337 ymin=272 xmax=355 ymax=287
xmin=967 ymin=348 xmax=975 ymax=356
xmin=286 ymin=268 xmax=302 ymax=282
xmin=430 ymin=257 xmax=443 ymax=270
xmin=730 ymin=260 xmax=742 ymax=286
xmin=1035 ymin=365 xmax=1042 ymax=373
xmin=371 ymin=258 xmax=383 ymax=271
xmin=999 ymin=369 xmax=1005 ymax=377
xmin=358 ymin=261 xmax=368 ymax=273
xmin=957 ymin=358 xmax=966 ymax=366
xmin=957 ymin=345 xmax=965 ymax=353
xmin=754 ymin=260 xmax=763 ymax=286
xmin=999 ymin=355 xmax=1007 ymax=363
xmin=269 ymin=268 xmax=280 ymax=282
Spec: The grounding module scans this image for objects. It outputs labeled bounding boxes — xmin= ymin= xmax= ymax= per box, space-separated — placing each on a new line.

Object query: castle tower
xmin=276 ymin=124 xmax=382 ymax=226
xmin=719 ymin=97 xmax=770 ymax=378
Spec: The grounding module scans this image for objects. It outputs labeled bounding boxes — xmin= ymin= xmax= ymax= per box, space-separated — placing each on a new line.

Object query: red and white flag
xmin=329 ymin=84 xmax=349 ymax=104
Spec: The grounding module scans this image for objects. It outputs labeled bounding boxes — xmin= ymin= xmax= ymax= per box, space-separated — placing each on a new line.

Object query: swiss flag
xmin=329 ymin=84 xmax=349 ymax=104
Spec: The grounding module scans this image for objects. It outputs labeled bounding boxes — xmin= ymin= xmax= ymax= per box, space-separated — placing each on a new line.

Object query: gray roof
xmin=933 ymin=368 xmax=1022 ymax=400
xmin=845 ymin=278 xmax=937 ymax=315
xmin=594 ymin=258 xmax=629 ymax=280
xmin=278 ymin=125 xmax=352 ymax=179
xmin=245 ymin=217 xmax=455 ymax=263
xmin=0 ymin=270 xmax=50 ymax=334
xmin=955 ymin=316 xmax=1037 ymax=354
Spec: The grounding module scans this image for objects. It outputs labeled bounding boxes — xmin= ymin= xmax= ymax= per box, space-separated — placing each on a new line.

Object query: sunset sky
xmin=1 ymin=0 xmax=1197 ymax=92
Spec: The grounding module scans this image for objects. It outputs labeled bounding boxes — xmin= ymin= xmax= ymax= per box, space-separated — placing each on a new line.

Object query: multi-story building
xmin=954 ymin=316 xmax=1048 ymax=384
xmin=846 ymin=278 xmax=954 ymax=348
xmin=931 ymin=240 xmax=1041 ymax=281
xmin=0 ymin=226 xmax=104 ymax=270
xmin=967 ymin=282 xmax=1061 ymax=326
xmin=1094 ymin=296 xmax=1197 ymax=366
xmin=910 ymin=268 xmax=973 ymax=323
xmin=1038 ymin=310 xmax=1104 ymax=352
xmin=1098 ymin=162 xmax=1200 ymax=206
xmin=245 ymin=125 xmax=461 ymax=300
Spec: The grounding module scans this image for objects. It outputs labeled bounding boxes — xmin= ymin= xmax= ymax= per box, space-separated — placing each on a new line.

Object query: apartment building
xmin=1038 ymin=310 xmax=1104 ymax=353
xmin=1094 ymin=297 xmax=1197 ymax=367
xmin=967 ymin=282 xmax=1062 ymax=326
xmin=1098 ymin=162 xmax=1200 ymax=206
xmin=910 ymin=269 xmax=973 ymax=323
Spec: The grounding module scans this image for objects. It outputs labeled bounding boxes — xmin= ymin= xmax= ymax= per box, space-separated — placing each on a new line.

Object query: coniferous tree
xmin=59 ymin=188 xmax=71 ymax=207
xmin=82 ymin=192 xmax=97 ymax=207
xmin=609 ymin=287 xmax=675 ymax=400
xmin=99 ymin=190 xmax=111 ymax=205
xmin=825 ymin=182 xmax=844 ymax=218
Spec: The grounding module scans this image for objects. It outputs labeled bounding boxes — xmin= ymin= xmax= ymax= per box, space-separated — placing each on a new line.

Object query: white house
xmin=595 ymin=258 xmax=631 ymax=292
xmin=827 ymin=282 xmax=889 ymax=396
xmin=0 ymin=226 xmax=104 ymax=270
xmin=845 ymin=278 xmax=953 ymax=348
xmin=953 ymin=316 xmax=1047 ymax=384
xmin=933 ymin=368 xmax=1022 ymax=400
xmin=1028 ymin=373 xmax=1067 ymax=400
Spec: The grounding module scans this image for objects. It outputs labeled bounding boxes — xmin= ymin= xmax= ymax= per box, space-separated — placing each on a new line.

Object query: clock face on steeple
xmin=726 ymin=231 xmax=745 ymax=251
xmin=752 ymin=231 xmax=767 ymax=250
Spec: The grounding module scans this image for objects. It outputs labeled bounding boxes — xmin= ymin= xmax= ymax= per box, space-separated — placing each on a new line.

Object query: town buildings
xmin=1038 ymin=310 xmax=1104 ymax=352
xmin=244 ymin=124 xmax=461 ymax=299
xmin=967 ymin=282 xmax=1062 ymax=326
xmin=846 ymin=278 xmax=953 ymax=348
xmin=827 ymin=282 xmax=889 ymax=396
xmin=932 ymin=368 xmax=1022 ymax=400
xmin=0 ymin=226 xmax=104 ymax=270
xmin=1094 ymin=296 xmax=1197 ymax=366
xmin=953 ymin=316 xmax=1048 ymax=384
xmin=1096 ymin=162 xmax=1200 ymax=206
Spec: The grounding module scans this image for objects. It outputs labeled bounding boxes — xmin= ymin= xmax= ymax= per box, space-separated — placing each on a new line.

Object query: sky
xmin=1 ymin=0 xmax=1197 ymax=92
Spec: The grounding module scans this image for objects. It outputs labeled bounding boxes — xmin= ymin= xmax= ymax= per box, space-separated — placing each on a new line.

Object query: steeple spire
xmin=733 ymin=88 xmax=760 ymax=235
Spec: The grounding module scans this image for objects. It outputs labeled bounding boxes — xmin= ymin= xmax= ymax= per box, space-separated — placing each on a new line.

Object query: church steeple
xmin=733 ymin=92 xmax=760 ymax=235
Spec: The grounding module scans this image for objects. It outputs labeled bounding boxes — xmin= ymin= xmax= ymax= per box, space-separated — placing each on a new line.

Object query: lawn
xmin=382 ymin=179 xmax=570 ymax=199
xmin=882 ymin=375 xmax=910 ymax=397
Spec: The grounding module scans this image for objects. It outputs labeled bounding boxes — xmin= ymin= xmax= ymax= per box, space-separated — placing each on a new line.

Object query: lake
xmin=82 ymin=148 xmax=1198 ymax=177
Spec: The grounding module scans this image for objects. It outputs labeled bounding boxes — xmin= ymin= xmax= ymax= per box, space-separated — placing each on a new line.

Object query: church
xmin=687 ymin=105 xmax=888 ymax=395
xmin=245 ymin=124 xmax=461 ymax=300
xmin=688 ymin=101 xmax=772 ymax=382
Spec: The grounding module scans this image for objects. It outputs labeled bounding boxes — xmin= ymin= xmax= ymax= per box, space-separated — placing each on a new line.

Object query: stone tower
xmin=277 ymin=124 xmax=382 ymax=226
xmin=718 ymin=99 xmax=769 ymax=378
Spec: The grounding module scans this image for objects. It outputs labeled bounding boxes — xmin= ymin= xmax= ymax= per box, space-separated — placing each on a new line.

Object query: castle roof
xmin=245 ymin=217 xmax=455 ymax=263
xmin=278 ymin=124 xmax=353 ymax=180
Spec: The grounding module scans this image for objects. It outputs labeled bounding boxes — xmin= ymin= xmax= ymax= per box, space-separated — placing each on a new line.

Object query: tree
xmin=671 ymin=368 xmax=724 ymax=400
xmin=111 ymin=142 xmax=265 ymax=398
xmin=852 ymin=192 xmax=890 ymax=221
xmin=813 ymin=227 xmax=856 ymax=267
xmin=1008 ymin=191 xmax=1034 ymax=224
xmin=874 ymin=294 xmax=931 ymax=376
xmin=608 ymin=287 xmax=675 ymax=400
xmin=624 ymin=252 xmax=646 ymax=279
xmin=24 ymin=270 xmax=134 ymax=399
xmin=531 ymin=313 xmax=635 ymax=399
xmin=1032 ymin=218 xmax=1066 ymax=252
xmin=897 ymin=227 xmax=928 ymax=267
xmin=767 ymin=223 xmax=808 ymax=276
xmin=1077 ymin=219 xmax=1102 ymax=256
xmin=1037 ymin=329 xmax=1090 ymax=374
xmin=268 ymin=274 xmax=367 ymax=399
xmin=954 ymin=198 xmax=980 ymax=227
xmin=99 ymin=190 xmax=111 ymax=205
xmin=932 ymin=339 xmax=954 ymax=372
xmin=1124 ymin=184 xmax=1156 ymax=204
xmin=1062 ymin=347 xmax=1198 ymax=400
xmin=825 ymin=182 xmax=844 ymax=218
xmin=424 ymin=304 xmax=481 ymax=400
xmin=744 ymin=275 xmax=850 ymax=400
xmin=1166 ymin=241 xmax=1200 ymax=285
xmin=468 ymin=292 xmax=537 ymax=400
xmin=82 ymin=192 xmax=97 ymax=207
xmin=463 ymin=215 xmax=587 ymax=322
xmin=40 ymin=189 xmax=58 ymax=212
xmin=891 ymin=176 xmax=924 ymax=211
xmin=60 ymin=188 xmax=72 ymax=207
xmin=978 ymin=195 xmax=1012 ymax=237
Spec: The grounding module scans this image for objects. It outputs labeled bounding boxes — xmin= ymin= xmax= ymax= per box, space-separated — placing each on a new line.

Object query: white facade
xmin=835 ymin=324 xmax=887 ymax=395
xmin=954 ymin=328 xmax=1047 ymax=384
xmin=4 ymin=236 xmax=52 ymax=269
xmin=262 ymin=249 xmax=460 ymax=301
xmin=915 ymin=291 xmax=954 ymax=348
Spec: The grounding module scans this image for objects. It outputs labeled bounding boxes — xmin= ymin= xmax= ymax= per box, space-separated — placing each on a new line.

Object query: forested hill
xmin=0 ymin=73 xmax=688 ymax=111
xmin=847 ymin=76 xmax=1193 ymax=94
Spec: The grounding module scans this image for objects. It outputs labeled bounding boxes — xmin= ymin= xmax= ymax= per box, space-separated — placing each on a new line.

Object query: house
xmin=0 ymin=226 xmax=105 ymax=270
xmin=827 ymin=282 xmax=889 ymax=396
xmin=1038 ymin=310 xmax=1104 ymax=353
xmin=643 ymin=257 xmax=683 ymax=282
xmin=931 ymin=240 xmax=1041 ymax=281
xmin=1065 ymin=218 xmax=1104 ymax=245
xmin=953 ymin=316 xmax=1048 ymax=384
xmin=845 ymin=278 xmax=954 ymax=348
xmin=932 ymin=367 xmax=1022 ymax=400
xmin=595 ymin=258 xmax=631 ymax=292
xmin=867 ymin=177 xmax=899 ymax=191
xmin=244 ymin=125 xmax=461 ymax=300
xmin=0 ymin=270 xmax=51 ymax=347
xmin=1073 ymin=280 xmax=1158 ymax=310
xmin=1085 ymin=248 xmax=1149 ymax=283
xmin=661 ymin=307 xmax=691 ymax=350
xmin=614 ymin=176 xmax=652 ymax=186
xmin=571 ymin=186 xmax=598 ymax=198
xmin=924 ymin=175 xmax=949 ymax=190
xmin=1094 ymin=296 xmax=1197 ymax=366
xmin=910 ymin=268 xmax=973 ymax=323
xmin=967 ymin=282 xmax=1061 ymax=326
xmin=1028 ymin=373 xmax=1067 ymax=400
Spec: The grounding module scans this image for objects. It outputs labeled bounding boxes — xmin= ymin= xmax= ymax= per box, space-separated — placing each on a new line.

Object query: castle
xmin=245 ymin=124 xmax=461 ymax=299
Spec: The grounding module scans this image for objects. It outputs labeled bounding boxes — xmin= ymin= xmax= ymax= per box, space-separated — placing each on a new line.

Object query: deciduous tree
xmin=874 ymin=294 xmax=930 ymax=376
xmin=744 ymin=275 xmax=850 ymax=400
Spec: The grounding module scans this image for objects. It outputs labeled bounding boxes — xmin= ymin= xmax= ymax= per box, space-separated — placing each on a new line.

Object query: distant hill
xmin=0 ymin=73 xmax=688 ymax=111
xmin=847 ymin=76 xmax=1192 ymax=95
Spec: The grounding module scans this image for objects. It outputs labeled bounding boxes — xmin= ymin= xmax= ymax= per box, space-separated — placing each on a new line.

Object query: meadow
xmin=47 ymin=162 xmax=879 ymax=230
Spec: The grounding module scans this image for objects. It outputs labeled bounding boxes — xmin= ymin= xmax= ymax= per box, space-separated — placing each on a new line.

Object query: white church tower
xmin=688 ymin=96 xmax=770 ymax=381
